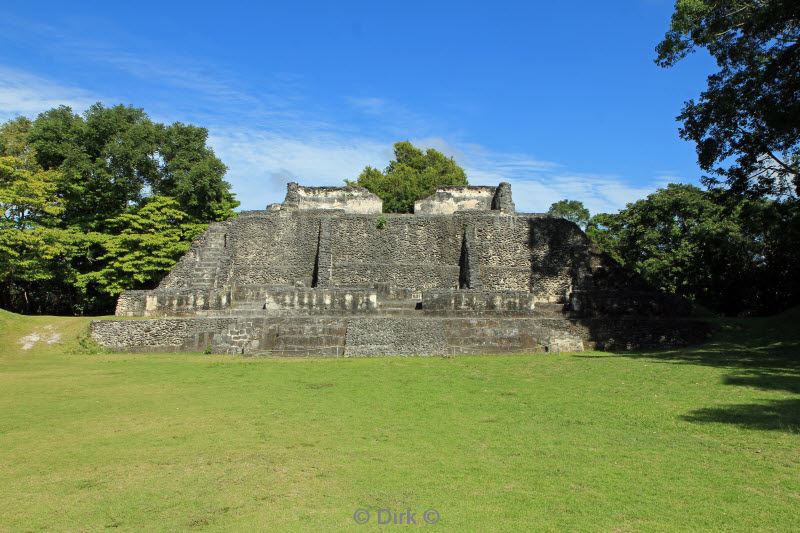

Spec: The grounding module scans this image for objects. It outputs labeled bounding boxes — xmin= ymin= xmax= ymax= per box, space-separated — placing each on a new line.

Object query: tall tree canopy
xmin=348 ymin=141 xmax=468 ymax=213
xmin=587 ymin=184 xmax=800 ymax=315
xmin=547 ymin=199 xmax=590 ymax=229
xmin=24 ymin=103 xmax=238 ymax=229
xmin=0 ymin=104 xmax=238 ymax=314
xmin=656 ymin=0 xmax=800 ymax=197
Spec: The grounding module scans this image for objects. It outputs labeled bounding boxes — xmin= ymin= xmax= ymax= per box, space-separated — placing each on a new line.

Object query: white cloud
xmin=209 ymin=128 xmax=394 ymax=209
xmin=409 ymin=137 xmax=667 ymax=214
xmin=210 ymin=127 xmax=670 ymax=214
xmin=0 ymin=66 xmax=96 ymax=120
xmin=0 ymin=61 xmax=672 ymax=216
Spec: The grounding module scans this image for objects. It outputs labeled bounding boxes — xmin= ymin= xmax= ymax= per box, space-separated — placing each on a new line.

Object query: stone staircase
xmin=191 ymin=227 xmax=228 ymax=290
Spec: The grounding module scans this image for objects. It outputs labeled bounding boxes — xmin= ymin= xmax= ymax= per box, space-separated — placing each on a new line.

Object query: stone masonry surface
xmin=94 ymin=182 xmax=710 ymax=355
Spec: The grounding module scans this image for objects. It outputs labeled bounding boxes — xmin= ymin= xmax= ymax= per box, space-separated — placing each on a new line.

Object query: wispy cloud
xmin=408 ymin=136 xmax=667 ymax=214
xmin=208 ymin=128 xmax=393 ymax=208
xmin=209 ymin=127 xmax=670 ymax=213
xmin=0 ymin=37 xmax=671 ymax=215
xmin=0 ymin=66 xmax=97 ymax=120
xmin=346 ymin=96 xmax=443 ymax=137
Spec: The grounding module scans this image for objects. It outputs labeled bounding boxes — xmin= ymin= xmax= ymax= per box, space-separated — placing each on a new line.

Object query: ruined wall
xmin=413 ymin=182 xmax=516 ymax=214
xmin=145 ymin=210 xmax=594 ymax=302
xmin=421 ymin=289 xmax=535 ymax=315
xmin=91 ymin=315 xmax=712 ymax=356
xmin=282 ymin=182 xmax=382 ymax=213
xmin=226 ymin=212 xmax=320 ymax=286
xmin=326 ymin=214 xmax=463 ymax=289
xmin=101 ymin=180 xmax=707 ymax=357
xmin=414 ymin=186 xmax=496 ymax=214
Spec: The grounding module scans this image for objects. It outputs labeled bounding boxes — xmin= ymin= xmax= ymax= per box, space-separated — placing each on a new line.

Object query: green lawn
xmin=1 ymin=310 xmax=798 ymax=532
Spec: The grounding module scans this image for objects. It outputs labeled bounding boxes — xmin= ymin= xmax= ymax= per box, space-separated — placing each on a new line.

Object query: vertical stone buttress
xmin=491 ymin=182 xmax=515 ymax=213
xmin=312 ymin=217 xmax=332 ymax=287
xmin=459 ymin=225 xmax=482 ymax=289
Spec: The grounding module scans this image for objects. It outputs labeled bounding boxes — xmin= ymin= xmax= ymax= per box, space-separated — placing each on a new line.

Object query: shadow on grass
xmin=682 ymin=399 xmax=800 ymax=433
xmin=582 ymin=311 xmax=800 ymax=433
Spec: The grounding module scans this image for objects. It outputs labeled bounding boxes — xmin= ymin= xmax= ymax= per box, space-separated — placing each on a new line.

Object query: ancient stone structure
xmin=91 ymin=182 xmax=710 ymax=355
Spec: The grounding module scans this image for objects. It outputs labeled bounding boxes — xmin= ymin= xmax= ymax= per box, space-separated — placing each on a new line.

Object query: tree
xmin=348 ymin=141 xmax=468 ymax=213
xmin=0 ymin=156 xmax=90 ymax=312
xmin=79 ymin=196 xmax=206 ymax=296
xmin=0 ymin=117 xmax=35 ymax=163
xmin=586 ymin=183 xmax=800 ymax=315
xmin=0 ymin=104 xmax=239 ymax=315
xmin=547 ymin=199 xmax=590 ymax=228
xmin=0 ymin=156 xmax=63 ymax=229
xmin=24 ymin=103 xmax=238 ymax=230
xmin=155 ymin=123 xmax=238 ymax=221
xmin=656 ymin=0 xmax=800 ymax=197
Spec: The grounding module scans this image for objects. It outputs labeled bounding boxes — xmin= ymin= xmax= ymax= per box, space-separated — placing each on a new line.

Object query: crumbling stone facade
xmin=91 ymin=182 xmax=710 ymax=355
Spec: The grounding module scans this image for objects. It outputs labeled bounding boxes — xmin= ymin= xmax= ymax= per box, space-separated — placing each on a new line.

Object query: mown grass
xmin=0 ymin=309 xmax=798 ymax=531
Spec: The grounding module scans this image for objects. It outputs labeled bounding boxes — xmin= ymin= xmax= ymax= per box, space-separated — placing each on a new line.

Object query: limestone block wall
xmin=414 ymin=186 xmax=496 ymax=214
xmin=421 ymin=289 xmax=536 ymax=315
xmin=91 ymin=317 xmax=349 ymax=356
xmin=282 ymin=182 xmax=382 ymax=213
xmin=91 ymin=315 xmax=713 ymax=356
xmin=115 ymin=288 xmax=228 ymax=316
xmin=326 ymin=214 xmax=463 ymax=289
xmin=149 ymin=210 xmax=596 ymax=302
xmin=227 ymin=211 xmax=320 ymax=287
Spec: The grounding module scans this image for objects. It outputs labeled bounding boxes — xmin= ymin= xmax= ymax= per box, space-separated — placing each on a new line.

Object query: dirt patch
xmin=18 ymin=325 xmax=61 ymax=350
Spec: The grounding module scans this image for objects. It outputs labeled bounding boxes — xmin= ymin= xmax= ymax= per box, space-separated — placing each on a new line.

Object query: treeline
xmin=548 ymin=186 xmax=800 ymax=316
xmin=2 ymin=105 xmax=798 ymax=318
xmin=0 ymin=104 xmax=238 ymax=315
xmin=584 ymin=0 xmax=800 ymax=316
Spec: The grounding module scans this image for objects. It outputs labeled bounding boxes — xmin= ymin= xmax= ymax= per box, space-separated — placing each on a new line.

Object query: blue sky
xmin=0 ymin=0 xmax=714 ymax=213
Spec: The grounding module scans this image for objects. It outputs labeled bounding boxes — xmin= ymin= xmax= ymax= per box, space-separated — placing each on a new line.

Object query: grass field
xmin=0 ymin=309 xmax=798 ymax=531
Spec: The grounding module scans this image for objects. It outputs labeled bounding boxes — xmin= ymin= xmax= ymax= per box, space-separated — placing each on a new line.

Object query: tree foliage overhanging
xmin=0 ymin=103 xmax=238 ymax=315
xmin=547 ymin=200 xmax=590 ymax=229
xmin=656 ymin=0 xmax=800 ymax=198
xmin=586 ymin=185 xmax=800 ymax=315
xmin=348 ymin=141 xmax=468 ymax=213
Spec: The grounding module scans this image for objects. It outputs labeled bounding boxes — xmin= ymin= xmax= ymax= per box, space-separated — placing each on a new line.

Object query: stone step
xmin=378 ymin=299 xmax=421 ymax=310
xmin=375 ymin=308 xmax=424 ymax=316
xmin=534 ymin=303 xmax=568 ymax=317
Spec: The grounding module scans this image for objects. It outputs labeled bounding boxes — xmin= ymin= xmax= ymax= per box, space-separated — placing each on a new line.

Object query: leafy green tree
xmin=547 ymin=199 xmax=590 ymax=229
xmin=0 ymin=104 xmax=239 ymax=315
xmin=155 ymin=123 xmax=238 ymax=221
xmin=25 ymin=103 xmax=238 ymax=229
xmin=349 ymin=141 xmax=468 ymax=213
xmin=0 ymin=117 xmax=35 ymax=163
xmin=0 ymin=156 xmax=63 ymax=228
xmin=656 ymin=0 xmax=800 ymax=197
xmin=0 ymin=155 xmax=90 ymax=312
xmin=586 ymin=184 xmax=800 ymax=315
xmin=79 ymin=196 xmax=206 ymax=296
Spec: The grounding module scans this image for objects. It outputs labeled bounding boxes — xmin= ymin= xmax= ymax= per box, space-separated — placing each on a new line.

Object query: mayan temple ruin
xmin=90 ymin=182 xmax=709 ymax=355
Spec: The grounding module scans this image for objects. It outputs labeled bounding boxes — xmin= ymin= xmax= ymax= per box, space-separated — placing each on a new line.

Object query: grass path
xmin=0 ymin=309 xmax=798 ymax=531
